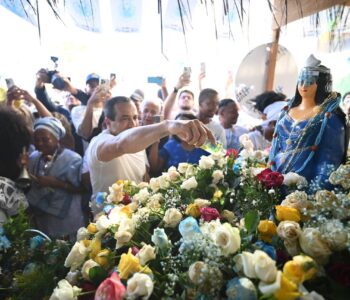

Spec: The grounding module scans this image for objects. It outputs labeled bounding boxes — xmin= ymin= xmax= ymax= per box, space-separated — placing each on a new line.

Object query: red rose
xmin=79 ymin=282 xmax=96 ymax=300
xmin=226 ymin=148 xmax=238 ymax=158
xmin=327 ymin=263 xmax=350 ymax=287
xmin=200 ymin=207 xmax=220 ymax=222
xmin=95 ymin=272 xmax=126 ymax=300
xmin=257 ymin=168 xmax=284 ymax=188
xmin=122 ymin=194 xmax=131 ymax=205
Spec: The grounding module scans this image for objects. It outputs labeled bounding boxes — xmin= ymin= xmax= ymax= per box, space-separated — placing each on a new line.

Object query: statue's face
xmin=297 ymin=69 xmax=318 ymax=88
xmin=298 ymin=81 xmax=318 ymax=99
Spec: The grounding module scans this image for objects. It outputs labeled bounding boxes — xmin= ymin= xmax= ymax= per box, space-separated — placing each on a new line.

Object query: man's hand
xmin=36 ymin=175 xmax=61 ymax=188
xmin=35 ymin=69 xmax=50 ymax=88
xmin=175 ymin=72 xmax=191 ymax=90
xmin=87 ymin=85 xmax=111 ymax=107
xmin=167 ymin=119 xmax=216 ymax=147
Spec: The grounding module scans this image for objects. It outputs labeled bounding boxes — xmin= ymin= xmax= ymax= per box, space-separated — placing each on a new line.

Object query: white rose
xmin=108 ymin=207 xmax=122 ymax=225
xmin=299 ymin=228 xmax=332 ymax=265
xmin=133 ymin=188 xmax=150 ymax=204
xmin=253 ymin=150 xmax=267 ymax=161
xmin=253 ymin=250 xmax=277 ymax=283
xmin=199 ymin=156 xmax=215 ymax=169
xmin=212 ymin=170 xmax=224 ymax=184
xmin=214 ymin=223 xmax=240 ymax=256
xmin=281 ymin=191 xmax=310 ymax=212
xmin=147 ymin=198 xmax=161 ymax=209
xmin=210 ymin=151 xmax=225 ymax=161
xmin=233 ymin=251 xmax=256 ymax=278
xmin=118 ymin=217 xmax=135 ymax=234
xmin=283 ymin=172 xmax=308 ymax=187
xmin=277 ymin=221 xmax=301 ymax=242
xmin=259 ymin=271 xmax=282 ymax=295
xmin=249 ymin=167 xmax=266 ymax=177
xmin=49 ymin=279 xmax=81 ymax=300
xmin=64 ymin=241 xmax=88 ymax=271
xmin=178 ymin=162 xmax=191 ymax=174
xmin=200 ymin=219 xmax=221 ymax=239
xmin=95 ymin=215 xmax=112 ymax=232
xmin=180 ymin=176 xmax=198 ymax=190
xmin=158 ymin=173 xmax=170 ymax=189
xmin=188 ymin=261 xmax=208 ymax=285
xmin=127 ymin=273 xmax=154 ymax=300
xmin=76 ymin=227 xmax=90 ymax=242
xmin=136 ymin=244 xmax=156 ymax=266
xmin=194 ymin=198 xmax=211 ymax=208
xmin=115 ymin=231 xmax=133 ymax=249
xmin=81 ymin=259 xmax=99 ymax=281
xmin=239 ymin=134 xmax=254 ymax=151
xmin=185 ymin=165 xmax=196 ymax=178
xmin=301 ymin=290 xmax=326 ymax=300
xmin=320 ymin=219 xmax=348 ymax=251
xmin=168 ymin=166 xmax=180 ymax=181
xmin=149 ymin=177 xmax=160 ymax=192
xmin=163 ymin=208 xmax=182 ymax=228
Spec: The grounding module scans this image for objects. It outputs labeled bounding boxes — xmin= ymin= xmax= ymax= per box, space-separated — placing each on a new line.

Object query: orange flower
xmin=258 ymin=220 xmax=277 ymax=243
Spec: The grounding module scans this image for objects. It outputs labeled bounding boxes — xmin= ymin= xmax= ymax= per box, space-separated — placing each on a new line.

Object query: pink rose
xmin=95 ymin=272 xmax=126 ymax=300
xmin=226 ymin=148 xmax=238 ymax=158
xmin=200 ymin=207 xmax=220 ymax=222
xmin=131 ymin=246 xmax=140 ymax=256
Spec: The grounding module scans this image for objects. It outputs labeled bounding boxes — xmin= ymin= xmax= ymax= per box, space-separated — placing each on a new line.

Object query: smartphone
xmin=110 ymin=73 xmax=116 ymax=81
xmin=100 ymin=78 xmax=109 ymax=85
xmin=200 ymin=62 xmax=206 ymax=73
xmin=152 ymin=115 xmax=163 ymax=123
xmin=5 ymin=78 xmax=15 ymax=89
xmin=183 ymin=67 xmax=191 ymax=79
xmin=147 ymin=76 xmax=163 ymax=84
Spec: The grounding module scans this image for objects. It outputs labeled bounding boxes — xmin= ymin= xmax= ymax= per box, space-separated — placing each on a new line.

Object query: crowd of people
xmin=0 ymin=55 xmax=348 ymax=241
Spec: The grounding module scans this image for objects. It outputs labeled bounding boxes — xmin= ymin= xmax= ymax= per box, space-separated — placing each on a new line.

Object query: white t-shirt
xmin=86 ymin=130 xmax=148 ymax=200
xmin=225 ymin=125 xmax=249 ymax=150
xmin=247 ymin=130 xmax=271 ymax=151
xmin=206 ymin=119 xmax=227 ymax=148
xmin=71 ymin=105 xmax=103 ymax=132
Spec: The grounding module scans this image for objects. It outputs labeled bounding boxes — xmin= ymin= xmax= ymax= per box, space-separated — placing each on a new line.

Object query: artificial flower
xmin=127 ymin=273 xmax=154 ymax=300
xmin=212 ymin=169 xmax=224 ymax=184
xmin=185 ymin=203 xmax=201 ymax=218
xmin=81 ymin=259 xmax=99 ymax=281
xmin=64 ymin=241 xmax=88 ymax=271
xmin=214 ymin=223 xmax=241 ymax=256
xmin=319 ymin=219 xmax=348 ymax=251
xmin=274 ymin=274 xmax=301 ymax=300
xmin=87 ymin=223 xmax=98 ymax=234
xmin=221 ymin=209 xmax=237 ymax=224
xmin=49 ymin=279 xmax=81 ymax=300
xmin=199 ymin=155 xmax=215 ymax=169
xmin=163 ymin=208 xmax=182 ymax=228
xmin=253 ymin=250 xmax=277 ymax=283
xmin=200 ymin=207 xmax=220 ymax=222
xmin=94 ymin=249 xmax=110 ymax=268
xmin=118 ymin=249 xmax=142 ymax=280
xmin=136 ymin=244 xmax=156 ymax=266
xmin=95 ymin=272 xmax=126 ymax=300
xmin=258 ymin=220 xmax=277 ymax=243
xmin=275 ymin=205 xmax=301 ymax=222
xmin=76 ymin=227 xmax=90 ymax=241
xmin=283 ymin=255 xmax=317 ymax=284
xmin=188 ymin=261 xmax=208 ymax=285
xmin=179 ymin=217 xmax=201 ymax=240
xmin=226 ymin=277 xmax=257 ymax=300
xmin=151 ymin=228 xmax=169 ymax=248
xmin=257 ymin=169 xmax=284 ymax=189
xmin=180 ymin=176 xmax=198 ymax=190
xmin=194 ymin=198 xmax=211 ymax=208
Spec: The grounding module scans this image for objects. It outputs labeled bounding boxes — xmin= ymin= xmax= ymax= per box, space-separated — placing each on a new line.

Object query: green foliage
xmin=244 ymin=210 xmax=260 ymax=234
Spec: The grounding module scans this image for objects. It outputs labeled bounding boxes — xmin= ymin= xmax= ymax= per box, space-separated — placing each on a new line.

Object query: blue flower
xmin=151 ymin=228 xmax=169 ymax=248
xmin=179 ymin=217 xmax=201 ymax=240
xmin=226 ymin=277 xmax=257 ymax=300
xmin=103 ymin=204 xmax=114 ymax=214
xmin=254 ymin=240 xmax=277 ymax=260
xmin=96 ymin=192 xmax=107 ymax=206
xmin=30 ymin=235 xmax=45 ymax=250
xmin=0 ymin=234 xmax=11 ymax=250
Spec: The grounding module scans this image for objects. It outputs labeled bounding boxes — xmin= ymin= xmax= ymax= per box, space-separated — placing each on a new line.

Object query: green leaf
xmin=244 ymin=210 xmax=260 ymax=233
xmin=89 ymin=266 xmax=108 ymax=285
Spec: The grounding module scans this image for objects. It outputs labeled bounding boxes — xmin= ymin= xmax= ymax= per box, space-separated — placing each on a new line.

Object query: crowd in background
xmin=0 ymin=66 xmax=349 ymax=241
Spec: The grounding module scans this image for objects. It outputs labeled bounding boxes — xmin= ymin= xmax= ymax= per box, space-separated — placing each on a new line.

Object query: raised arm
xmin=97 ymin=119 xmax=215 ymax=162
xmin=163 ymin=73 xmax=190 ymax=120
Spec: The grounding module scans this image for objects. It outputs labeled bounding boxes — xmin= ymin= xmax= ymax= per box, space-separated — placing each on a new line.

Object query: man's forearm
xmin=77 ymin=104 xmax=94 ymax=139
xmin=98 ymin=121 xmax=171 ymax=162
xmin=163 ymin=92 xmax=177 ymax=120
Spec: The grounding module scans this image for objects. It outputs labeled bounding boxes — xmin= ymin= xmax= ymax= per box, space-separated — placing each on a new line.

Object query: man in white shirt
xmin=197 ymin=88 xmax=227 ymax=147
xmin=218 ymin=99 xmax=248 ymax=150
xmin=86 ymin=96 xmax=215 ymax=214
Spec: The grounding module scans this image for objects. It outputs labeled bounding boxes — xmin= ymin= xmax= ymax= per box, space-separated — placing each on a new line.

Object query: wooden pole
xmin=265 ymin=27 xmax=280 ymax=91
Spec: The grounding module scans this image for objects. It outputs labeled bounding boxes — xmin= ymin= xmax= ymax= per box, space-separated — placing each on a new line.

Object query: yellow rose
xmin=258 ymin=220 xmax=277 ymax=243
xmin=89 ymin=238 xmax=101 ymax=259
xmin=118 ymin=249 xmax=142 ymax=280
xmin=87 ymin=223 xmax=98 ymax=234
xmin=283 ymin=255 xmax=317 ymax=284
xmin=94 ymin=249 xmax=110 ymax=268
xmin=274 ymin=274 xmax=300 ymax=300
xmin=186 ymin=204 xmax=201 ymax=218
xmin=275 ymin=205 xmax=301 ymax=222
xmin=82 ymin=239 xmax=91 ymax=248
xmin=213 ymin=189 xmax=223 ymax=200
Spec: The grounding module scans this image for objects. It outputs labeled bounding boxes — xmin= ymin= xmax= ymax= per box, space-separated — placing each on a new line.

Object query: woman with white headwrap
xmin=27 ymin=117 xmax=85 ymax=240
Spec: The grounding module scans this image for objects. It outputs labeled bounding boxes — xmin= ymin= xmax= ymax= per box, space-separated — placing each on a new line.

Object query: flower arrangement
xmin=48 ymin=149 xmax=343 ymax=300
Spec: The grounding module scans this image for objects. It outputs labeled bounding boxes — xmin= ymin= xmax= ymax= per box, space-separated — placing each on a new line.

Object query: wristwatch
xmin=173 ymin=87 xmax=179 ymax=94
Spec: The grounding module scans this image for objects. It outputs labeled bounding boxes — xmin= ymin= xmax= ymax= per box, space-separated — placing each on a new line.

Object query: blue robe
xmin=269 ymin=95 xmax=346 ymax=189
